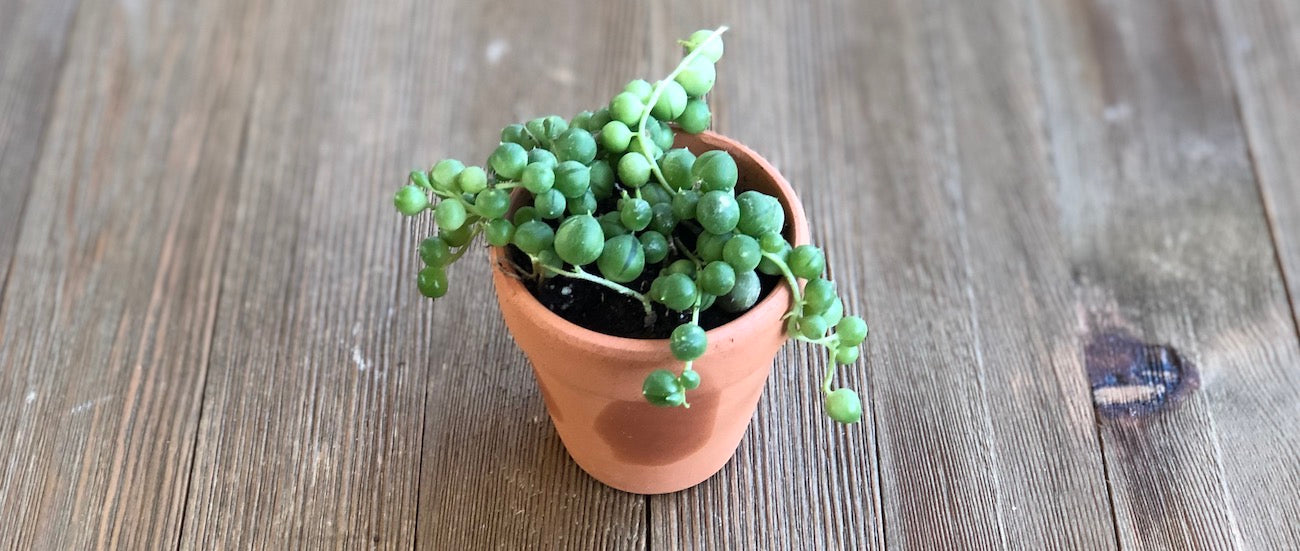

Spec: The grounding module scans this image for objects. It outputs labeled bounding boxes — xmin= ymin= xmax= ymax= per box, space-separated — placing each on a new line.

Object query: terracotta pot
xmin=489 ymin=131 xmax=808 ymax=494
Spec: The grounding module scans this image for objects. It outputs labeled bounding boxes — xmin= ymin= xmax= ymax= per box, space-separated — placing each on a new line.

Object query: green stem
xmin=822 ymin=348 xmax=836 ymax=395
xmin=447 ymin=221 xmax=485 ymax=263
xmin=637 ymin=25 xmax=729 ymax=195
xmin=762 ymin=250 xmax=839 ymax=395
xmin=673 ymin=237 xmax=703 ymax=267
xmin=540 ymin=263 xmax=654 ymax=319
xmin=683 ymin=304 xmax=702 ymax=373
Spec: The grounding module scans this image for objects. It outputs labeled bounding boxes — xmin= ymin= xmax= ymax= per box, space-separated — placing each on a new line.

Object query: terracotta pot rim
xmin=489 ymin=131 xmax=808 ymax=357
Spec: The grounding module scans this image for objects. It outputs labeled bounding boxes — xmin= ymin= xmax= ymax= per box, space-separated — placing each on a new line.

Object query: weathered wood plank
xmin=0 ymin=0 xmax=263 ymax=547
xmin=1027 ymin=0 xmax=1300 ymax=547
xmin=0 ymin=0 xmax=79 ymax=293
xmin=179 ymin=0 xmax=646 ymax=547
xmin=1214 ymin=0 xmax=1300 ymax=344
xmin=413 ymin=2 xmax=652 ymax=549
xmin=654 ymin=0 xmax=1116 ymax=547
xmin=177 ymin=0 xmax=425 ymax=546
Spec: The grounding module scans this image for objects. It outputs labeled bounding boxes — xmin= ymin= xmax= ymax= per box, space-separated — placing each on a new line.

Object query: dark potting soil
xmin=505 ymin=245 xmax=780 ymax=339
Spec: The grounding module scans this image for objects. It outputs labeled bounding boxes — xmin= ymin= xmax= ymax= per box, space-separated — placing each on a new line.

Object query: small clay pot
xmin=489 ymin=131 xmax=808 ymax=494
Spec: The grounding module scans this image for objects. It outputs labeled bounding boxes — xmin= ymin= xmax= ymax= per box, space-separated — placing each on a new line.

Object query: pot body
xmin=490 ymin=131 xmax=808 ymax=494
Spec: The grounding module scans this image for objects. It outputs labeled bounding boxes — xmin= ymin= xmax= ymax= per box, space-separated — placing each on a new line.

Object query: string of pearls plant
xmin=393 ymin=27 xmax=867 ymax=423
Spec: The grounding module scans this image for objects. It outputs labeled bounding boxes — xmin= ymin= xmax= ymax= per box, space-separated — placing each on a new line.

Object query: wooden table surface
xmin=3 ymin=0 xmax=1300 ymax=548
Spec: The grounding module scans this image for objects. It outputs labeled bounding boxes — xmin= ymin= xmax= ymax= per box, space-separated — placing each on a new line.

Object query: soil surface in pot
xmin=505 ymin=246 xmax=780 ymax=339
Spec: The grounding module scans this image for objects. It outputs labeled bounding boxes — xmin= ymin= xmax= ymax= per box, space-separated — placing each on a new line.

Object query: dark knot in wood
xmin=1085 ymin=330 xmax=1198 ymax=418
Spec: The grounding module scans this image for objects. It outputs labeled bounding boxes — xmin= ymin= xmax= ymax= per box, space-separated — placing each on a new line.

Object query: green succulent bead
xmin=513 ymin=219 xmax=555 ymax=255
xmin=684 ymin=29 xmax=724 ymax=63
xmin=554 ymin=214 xmax=605 ymax=266
xmin=788 ymin=245 xmax=826 ymax=279
xmin=394 ymin=185 xmax=429 ymax=216
xmin=677 ymin=98 xmax=711 ymax=134
xmin=440 ymin=223 xmax=473 ymax=247
xmin=820 ymin=296 xmax=845 ymax=328
xmin=825 ymin=388 xmax=862 ymax=424
xmin=489 ymin=142 xmax=528 ymax=180
xmin=527 ymin=148 xmax=557 ymax=168
xmin=699 ymin=261 xmax=736 ymax=296
xmin=512 ymin=206 xmax=539 ymax=226
xmin=697 ymin=190 xmax=740 ymax=234
xmin=569 ymin=110 xmax=594 ymax=130
xmin=642 ymin=368 xmax=684 ymax=406
xmin=648 ymin=117 xmax=675 ymax=151
xmin=534 ymin=250 xmax=562 ymax=274
xmin=539 ymin=115 xmax=568 ymax=144
xmin=651 ymin=80 xmax=688 ymax=121
xmin=799 ymin=315 xmax=828 ymax=339
xmin=756 ymin=237 xmax=790 ymax=276
xmin=500 ymin=125 xmax=535 ymax=149
xmin=417 ymin=266 xmax=449 ymax=298
xmin=650 ymin=202 xmax=677 ymax=235
xmin=835 ymin=346 xmax=860 ymax=365
xmin=588 ymin=160 xmax=615 ymax=200
xmin=675 ymin=57 xmax=716 ymax=97
xmin=736 ymin=191 xmax=785 ymax=237
xmin=803 ymin=278 xmax=836 ymax=315
xmin=410 ymin=170 xmax=431 ymax=189
xmin=618 ymin=153 xmax=652 ymax=188
xmin=553 ymin=161 xmax=591 ymax=198
xmin=609 ymin=92 xmax=645 ymax=126
xmin=625 ymin=79 xmax=654 ymax=102
xmin=662 ymin=148 xmax=696 ymax=190
xmin=566 ymin=192 xmax=597 ymax=215
xmin=434 ymin=199 xmax=467 ymax=230
xmin=419 ymin=236 xmax=451 ymax=266
xmin=677 ymin=369 xmax=701 ymax=390
xmin=619 ymin=197 xmax=652 ymax=231
xmin=836 ymin=316 xmax=869 ymax=346
xmin=758 ymin=232 xmax=786 ymax=253
xmin=521 ymin=162 xmax=555 ymax=194
xmin=431 ymin=159 xmax=465 ymax=192
xmin=722 ymin=234 xmax=762 ymax=272
xmin=695 ymin=231 xmax=732 ymax=263
xmin=639 ymin=231 xmax=670 ymax=264
xmin=655 ymin=273 xmax=698 ymax=311
xmin=457 ymin=166 xmax=488 ymax=194
xmin=475 ymin=188 xmax=510 ymax=219
xmin=534 ymin=188 xmax=566 ymax=219
xmin=717 ymin=269 xmax=760 ymax=313
xmin=600 ymin=121 xmax=633 ymax=153
xmin=485 ymin=218 xmax=514 ymax=247
xmin=670 ymin=323 xmax=708 ymax=361
xmin=664 ymin=259 xmax=697 ymax=278
xmin=597 ymin=234 xmax=645 ymax=283
xmin=692 ymin=150 xmax=738 ymax=192
xmin=586 ymin=109 xmax=612 ymax=132
xmin=641 ymin=182 xmax=673 ymax=207
xmin=672 ymin=189 xmax=701 ymax=220
xmin=597 ymin=211 xmax=628 ymax=238
xmin=553 ymin=128 xmax=597 ymax=165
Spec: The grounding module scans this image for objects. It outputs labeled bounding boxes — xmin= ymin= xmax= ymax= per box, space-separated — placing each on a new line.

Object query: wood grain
xmin=2 ymin=0 xmax=1299 ymax=547
xmin=1214 ymin=0 xmax=1300 ymax=345
xmin=1027 ymin=0 xmax=1300 ymax=547
xmin=822 ymin=0 xmax=1119 ymax=546
xmin=0 ymin=0 xmax=262 ymax=547
xmin=0 ymin=0 xmax=80 ymax=293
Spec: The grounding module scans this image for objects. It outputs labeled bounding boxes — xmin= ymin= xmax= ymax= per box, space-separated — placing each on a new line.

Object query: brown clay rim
xmin=490 ymin=131 xmax=809 ymax=357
